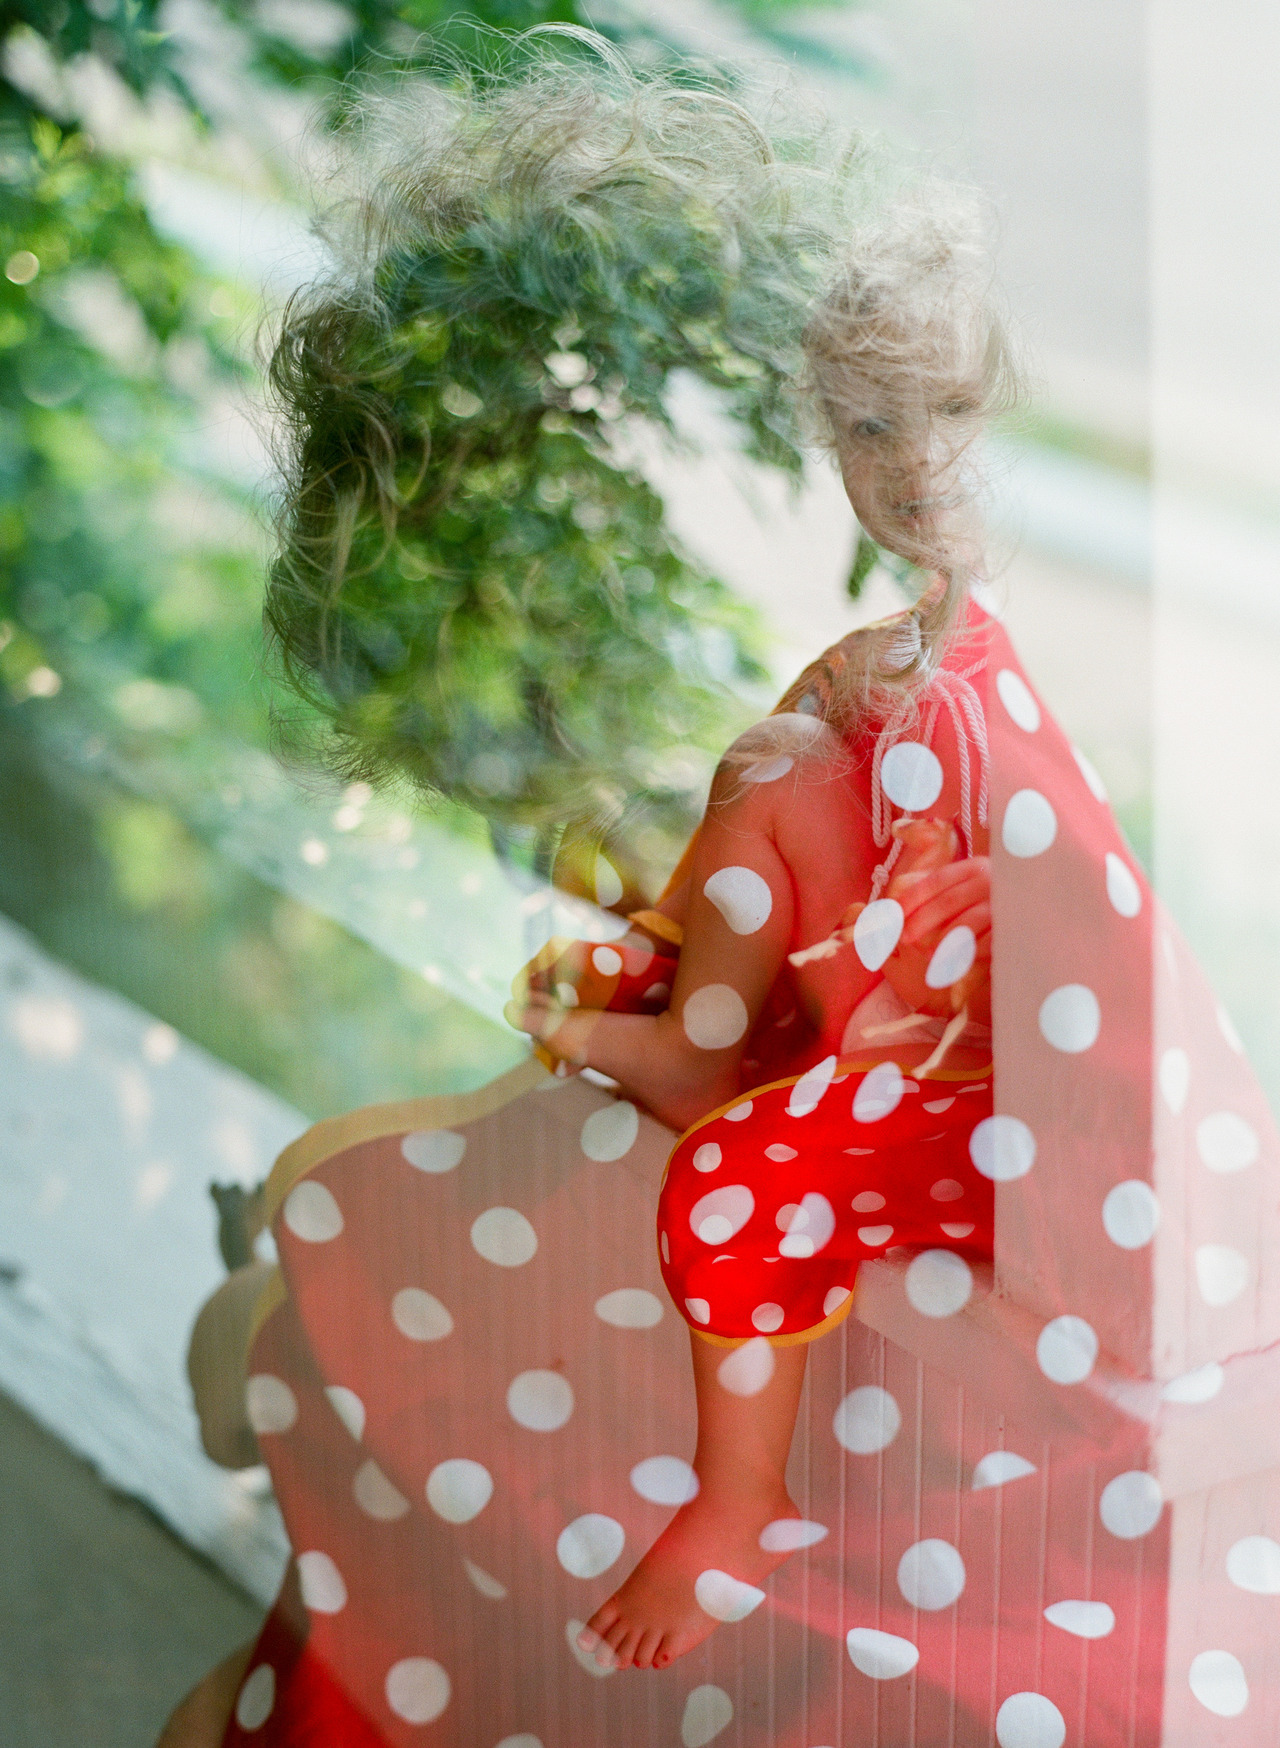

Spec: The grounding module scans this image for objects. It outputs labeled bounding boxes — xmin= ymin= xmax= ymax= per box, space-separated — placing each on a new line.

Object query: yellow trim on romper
xmin=246 ymin=1262 xmax=288 ymax=1349
xmin=662 ymin=1051 xmax=993 ymax=1349
xmin=262 ymin=1054 xmax=551 ymax=1226
xmin=626 ymin=909 xmax=685 ymax=948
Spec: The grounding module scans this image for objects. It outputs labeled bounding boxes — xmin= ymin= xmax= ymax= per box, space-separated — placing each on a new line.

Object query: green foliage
xmin=0 ymin=11 xmax=268 ymax=745
xmin=0 ymin=1 xmax=865 ymax=886
xmin=265 ymin=59 xmax=848 ymax=833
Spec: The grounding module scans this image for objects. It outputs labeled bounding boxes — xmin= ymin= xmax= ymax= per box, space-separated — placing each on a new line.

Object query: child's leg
xmin=154 ymin=1642 xmax=255 ymax=1748
xmin=581 ymin=1332 xmax=809 ymax=1671
xmin=508 ymin=748 xmax=798 ymax=1132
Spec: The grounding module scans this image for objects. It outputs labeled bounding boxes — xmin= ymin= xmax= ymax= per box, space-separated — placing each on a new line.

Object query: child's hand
xmin=884 ymin=852 xmax=991 ymax=1023
xmin=504 ymin=990 xmax=598 ymax=1067
xmin=512 ymin=931 xmax=676 ymax=1015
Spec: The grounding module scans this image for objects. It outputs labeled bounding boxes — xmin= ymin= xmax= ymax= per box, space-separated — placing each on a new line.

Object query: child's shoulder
xmin=714 ymin=708 xmax=848 ymax=786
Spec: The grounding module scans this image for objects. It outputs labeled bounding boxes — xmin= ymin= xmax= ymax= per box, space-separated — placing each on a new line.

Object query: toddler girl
xmin=259 ymin=41 xmax=1016 ymax=1694
xmin=506 ymin=265 xmax=1012 ymax=1670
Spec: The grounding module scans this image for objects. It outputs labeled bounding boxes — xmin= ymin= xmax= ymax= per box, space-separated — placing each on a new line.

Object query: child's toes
xmin=612 ymin=1626 xmax=643 ymax=1669
xmin=633 ymin=1627 xmax=664 ymax=1670
xmin=600 ymin=1616 xmax=630 ymax=1656
xmin=584 ymin=1598 xmax=619 ymax=1644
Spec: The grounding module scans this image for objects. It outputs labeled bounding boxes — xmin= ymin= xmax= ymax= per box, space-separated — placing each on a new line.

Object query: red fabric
xmin=225 ymin=595 xmax=1280 ymax=1745
xmin=658 ymin=1061 xmax=993 ymax=1342
xmin=222 ymin=1604 xmax=385 ymax=1748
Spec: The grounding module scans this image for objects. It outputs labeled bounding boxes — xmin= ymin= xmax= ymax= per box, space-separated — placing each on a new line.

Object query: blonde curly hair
xmin=263 ymin=32 xmax=1018 ymax=823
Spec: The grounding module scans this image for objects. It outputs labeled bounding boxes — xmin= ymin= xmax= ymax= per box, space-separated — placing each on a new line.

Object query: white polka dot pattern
xmin=897 ymin=1539 xmax=966 ymax=1610
xmin=1161 ymin=1363 xmax=1223 ymax=1404
xmin=594 ymin=1288 xmax=663 ymax=1328
xmin=352 ymin=1459 xmax=409 ymax=1521
xmin=1038 ymin=984 xmax=1100 ymax=1053
xmin=565 ymin=1619 xmax=615 ymax=1679
xmin=1226 ymin=1535 xmax=1280 ymax=1593
xmin=1036 ymin=1315 xmax=1098 ymax=1384
xmin=833 ymin=1386 xmax=901 ymax=1454
xmin=846 ymin=1627 xmax=919 ymax=1680
xmin=401 ymin=1129 xmax=466 ymax=1173
xmin=969 ymin=1115 xmax=1036 ymax=1181
xmin=235 ymin=1665 xmax=276 ymax=1731
xmin=853 ymin=899 xmax=904 ymax=971
xmin=777 ymin=1191 xmax=835 ymax=1258
xmin=1195 ymin=1244 xmax=1250 ymax=1306
xmin=787 ymin=1054 xmax=837 ymax=1117
xmin=717 ymin=1336 xmax=774 ymax=1397
xmin=905 ymin=1250 xmax=973 ymax=1318
xmin=246 ymin=1374 xmax=297 ymax=1436
xmin=690 ymin=1184 xmax=754 ymax=1246
xmin=1158 ymin=1047 xmax=1190 ymax=1114
xmin=972 ymin=1451 xmax=1037 ymax=1490
xmin=1099 ymin=1471 xmax=1163 ymax=1539
xmin=1044 ymin=1600 xmax=1115 ymax=1638
xmin=1069 ymin=744 xmax=1107 ymax=800
xmin=1188 ymin=1650 xmax=1248 ymax=1718
xmin=1101 ymin=1181 xmax=1160 ymax=1249
xmin=681 ymin=1684 xmax=734 ymax=1747
xmin=426 ymin=1458 xmax=493 ymax=1523
xmin=463 ymin=1559 xmax=507 ymax=1601
xmin=630 ymin=1455 xmax=699 ymax=1506
xmin=1002 ymin=789 xmax=1057 ymax=857
xmin=682 ymin=985 xmax=749 ymax=1050
xmin=507 ymin=1370 xmax=574 ymax=1431
xmin=385 ymin=1658 xmax=451 ymax=1724
xmin=703 ymin=866 xmax=773 ymax=935
xmin=283 ymin=1180 xmax=344 ymax=1243
xmin=324 ymin=1385 xmax=365 ymax=1441
xmin=925 ymin=925 xmax=976 ymax=989
xmin=580 ymin=1101 xmax=639 ymax=1162
xmin=298 ymin=1550 xmax=347 ymax=1614
xmin=880 ymin=741 xmax=944 ymax=810
xmin=470 ymin=1207 xmax=538 ymax=1266
xmin=995 ymin=1691 xmax=1065 ymax=1748
xmin=556 ymin=1514 xmax=624 ymax=1579
xmin=853 ymin=1060 xmax=905 ymax=1123
xmin=1196 ymin=1111 xmax=1259 ymax=1174
xmin=996 ymin=670 xmax=1041 ymax=732
xmin=694 ymin=1569 xmax=766 ymax=1623
xmin=239 ymin=621 xmax=1280 ymax=1747
xmin=1104 ymin=853 xmax=1141 ymax=917
xmin=391 ymin=1288 xmax=453 ymax=1341
xmin=759 ymin=1518 xmax=828 ymax=1552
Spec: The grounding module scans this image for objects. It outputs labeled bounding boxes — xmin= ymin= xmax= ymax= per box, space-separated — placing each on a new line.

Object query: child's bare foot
xmin=579 ymin=1477 xmax=820 ymax=1671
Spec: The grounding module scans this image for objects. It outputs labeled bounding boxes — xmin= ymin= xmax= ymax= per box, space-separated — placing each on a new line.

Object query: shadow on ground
xmin=0 ymin=1387 xmax=261 ymax=1746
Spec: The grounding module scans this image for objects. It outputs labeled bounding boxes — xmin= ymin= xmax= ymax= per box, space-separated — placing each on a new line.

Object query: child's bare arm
xmin=507 ymin=743 xmax=795 ymax=1132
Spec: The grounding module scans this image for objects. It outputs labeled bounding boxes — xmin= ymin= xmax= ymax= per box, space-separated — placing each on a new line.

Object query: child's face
xmin=830 ymin=351 xmax=985 ymax=566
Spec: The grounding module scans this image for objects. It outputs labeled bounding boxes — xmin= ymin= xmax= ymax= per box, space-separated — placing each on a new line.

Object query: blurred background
xmin=0 ymin=0 xmax=1277 ymax=1740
